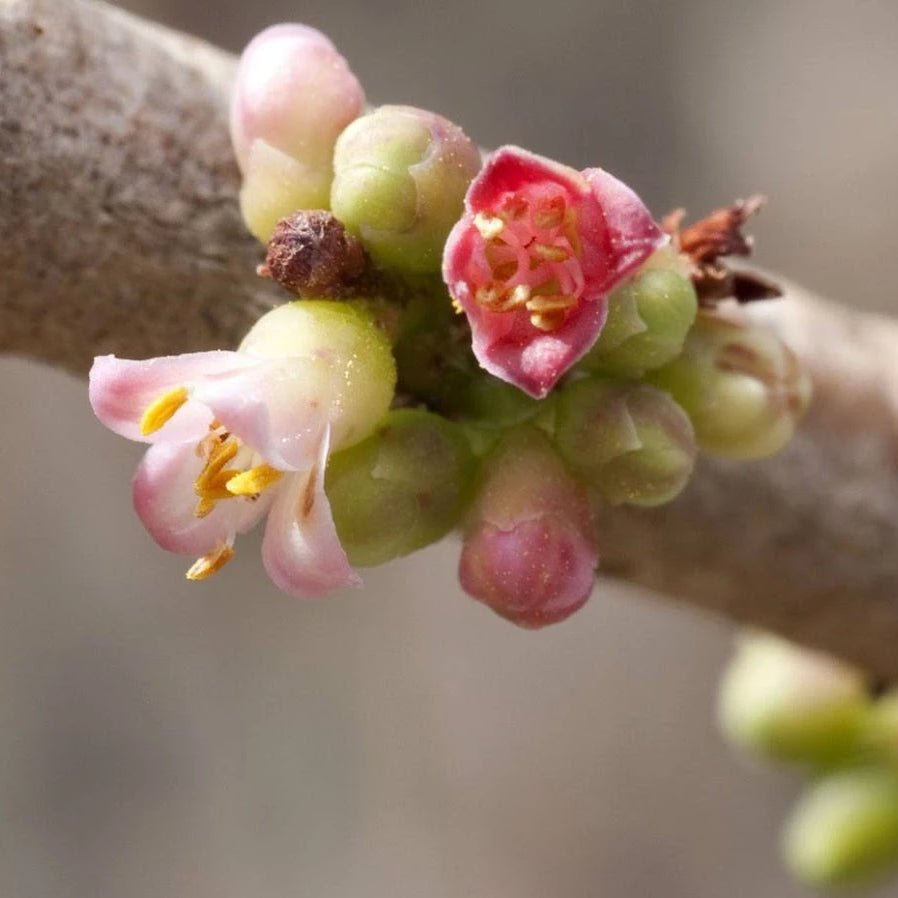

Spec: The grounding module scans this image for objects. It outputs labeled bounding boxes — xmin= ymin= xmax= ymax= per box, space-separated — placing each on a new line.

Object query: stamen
xmin=530 ymin=309 xmax=568 ymax=331
xmin=139 ymin=386 xmax=189 ymax=436
xmin=531 ymin=243 xmax=570 ymax=263
xmin=504 ymin=284 xmax=532 ymax=309
xmin=526 ymin=295 xmax=576 ymax=313
xmin=186 ymin=544 xmax=235 ymax=581
xmin=474 ymin=213 xmax=505 ymax=240
xmin=193 ymin=497 xmax=216 ymax=519
xmin=226 ymin=464 xmax=283 ymax=497
xmin=196 ymin=440 xmax=239 ymax=487
xmin=533 ymin=197 xmax=565 ymax=229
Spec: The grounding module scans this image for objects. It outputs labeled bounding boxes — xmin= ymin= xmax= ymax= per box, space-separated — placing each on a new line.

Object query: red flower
xmin=442 ymin=146 xmax=666 ymax=398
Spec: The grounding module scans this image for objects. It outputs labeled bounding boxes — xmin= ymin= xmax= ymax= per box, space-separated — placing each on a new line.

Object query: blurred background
xmin=2 ymin=0 xmax=898 ymax=895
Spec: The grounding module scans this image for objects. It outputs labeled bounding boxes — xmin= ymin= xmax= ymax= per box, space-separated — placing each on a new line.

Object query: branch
xmin=4 ymin=0 xmax=898 ymax=675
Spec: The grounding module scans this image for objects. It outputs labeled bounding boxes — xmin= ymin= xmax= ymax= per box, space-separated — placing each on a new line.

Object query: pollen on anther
xmin=186 ymin=543 xmax=235 ymax=581
xmin=474 ymin=213 xmax=505 ymax=240
xmin=139 ymin=386 xmax=189 ymax=436
xmin=226 ymin=464 xmax=283 ymax=497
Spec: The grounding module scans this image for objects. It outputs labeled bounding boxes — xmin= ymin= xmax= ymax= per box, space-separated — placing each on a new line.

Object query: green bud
xmin=580 ymin=263 xmax=698 ymax=377
xmin=863 ymin=691 xmax=898 ymax=766
xmin=555 ymin=379 xmax=696 ymax=507
xmin=783 ymin=767 xmax=898 ymax=887
xmin=326 ymin=409 xmax=475 ymax=566
xmin=239 ymin=299 xmax=396 ymax=452
xmin=717 ymin=634 xmax=868 ymax=767
xmin=331 ymin=105 xmax=481 ymax=273
xmin=649 ymin=312 xmax=812 ymax=460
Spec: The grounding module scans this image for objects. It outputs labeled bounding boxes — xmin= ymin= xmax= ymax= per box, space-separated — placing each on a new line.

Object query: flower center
xmin=192 ymin=420 xmax=283 ymax=519
xmin=471 ymin=185 xmax=585 ymax=332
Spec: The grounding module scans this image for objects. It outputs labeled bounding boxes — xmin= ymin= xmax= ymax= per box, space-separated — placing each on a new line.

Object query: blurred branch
xmin=3 ymin=0 xmax=898 ymax=676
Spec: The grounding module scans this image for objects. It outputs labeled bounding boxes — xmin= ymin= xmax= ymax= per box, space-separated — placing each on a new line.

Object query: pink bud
xmin=230 ymin=24 xmax=365 ymax=174
xmin=458 ymin=428 xmax=599 ymax=628
xmin=230 ymin=24 xmax=366 ymax=240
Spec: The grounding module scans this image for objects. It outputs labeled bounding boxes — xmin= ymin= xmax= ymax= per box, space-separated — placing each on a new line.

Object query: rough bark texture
xmin=3 ymin=0 xmax=898 ymax=674
xmin=0 ymin=0 xmax=279 ymax=373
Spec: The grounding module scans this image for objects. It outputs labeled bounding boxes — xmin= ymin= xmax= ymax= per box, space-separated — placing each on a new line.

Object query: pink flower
xmin=442 ymin=146 xmax=666 ymax=398
xmin=88 ymin=303 xmax=395 ymax=597
xmin=458 ymin=428 xmax=599 ymax=628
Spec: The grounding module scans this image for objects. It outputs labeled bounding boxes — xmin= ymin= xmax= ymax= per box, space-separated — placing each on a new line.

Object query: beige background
xmin=1 ymin=0 xmax=897 ymax=895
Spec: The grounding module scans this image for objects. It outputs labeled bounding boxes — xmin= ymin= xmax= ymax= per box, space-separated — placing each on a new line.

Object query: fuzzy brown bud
xmin=260 ymin=211 xmax=369 ymax=298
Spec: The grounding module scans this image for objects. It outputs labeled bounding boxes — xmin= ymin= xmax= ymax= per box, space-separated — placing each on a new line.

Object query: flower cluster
xmin=90 ymin=22 xmax=810 ymax=627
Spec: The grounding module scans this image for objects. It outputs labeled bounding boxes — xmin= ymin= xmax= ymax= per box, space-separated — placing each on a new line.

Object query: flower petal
xmin=192 ymin=357 xmax=335 ymax=471
xmin=261 ymin=427 xmax=361 ymax=598
xmin=133 ymin=441 xmax=272 ymax=556
xmin=467 ymin=145 xmax=588 ymax=209
xmin=581 ymin=167 xmax=668 ymax=291
xmin=89 ymin=352 xmax=254 ymax=443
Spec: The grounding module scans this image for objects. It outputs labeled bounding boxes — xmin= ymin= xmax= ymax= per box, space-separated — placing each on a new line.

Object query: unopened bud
xmin=650 ymin=312 xmax=811 ymax=460
xmin=459 ymin=428 xmax=598 ymax=628
xmin=783 ymin=768 xmax=898 ymax=887
xmin=239 ymin=300 xmax=395 ymax=451
xmin=717 ymin=634 xmax=868 ymax=767
xmin=231 ymin=24 xmax=366 ymax=241
xmin=580 ymin=258 xmax=698 ymax=377
xmin=555 ymin=379 xmax=696 ymax=507
xmin=331 ymin=105 xmax=481 ymax=272
xmin=326 ymin=410 xmax=474 ymax=566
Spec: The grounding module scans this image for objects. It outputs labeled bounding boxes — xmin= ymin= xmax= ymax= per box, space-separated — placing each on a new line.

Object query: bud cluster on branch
xmin=87 ymin=21 xmax=810 ymax=629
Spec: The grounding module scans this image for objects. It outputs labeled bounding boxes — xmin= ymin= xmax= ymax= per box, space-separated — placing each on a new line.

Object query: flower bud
xmin=717 ymin=634 xmax=868 ymax=767
xmin=230 ymin=24 xmax=366 ymax=241
xmin=650 ymin=312 xmax=811 ymax=460
xmin=326 ymin=409 xmax=475 ymax=566
xmin=579 ymin=257 xmax=698 ymax=377
xmin=239 ymin=299 xmax=396 ymax=452
xmin=555 ymin=379 xmax=696 ymax=507
xmin=331 ymin=105 xmax=481 ymax=273
xmin=459 ymin=428 xmax=598 ymax=628
xmin=783 ymin=768 xmax=898 ymax=887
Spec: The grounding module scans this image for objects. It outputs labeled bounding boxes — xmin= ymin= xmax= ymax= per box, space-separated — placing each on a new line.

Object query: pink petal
xmin=581 ymin=167 xmax=668 ymax=290
xmin=467 ymin=145 xmax=588 ymax=209
xmin=133 ymin=441 xmax=272 ymax=556
xmin=89 ymin=352 xmax=253 ymax=443
xmin=191 ymin=357 xmax=331 ymax=472
xmin=261 ymin=428 xmax=360 ymax=598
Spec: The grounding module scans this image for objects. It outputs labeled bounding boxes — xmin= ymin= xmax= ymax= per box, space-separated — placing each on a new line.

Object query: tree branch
xmin=4 ymin=0 xmax=898 ymax=675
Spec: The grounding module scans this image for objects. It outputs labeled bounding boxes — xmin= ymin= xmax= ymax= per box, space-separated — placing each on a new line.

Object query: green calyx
xmin=649 ymin=312 xmax=812 ymax=460
xmin=555 ymin=378 xmax=696 ymax=507
xmin=580 ymin=263 xmax=698 ymax=378
xmin=326 ymin=409 xmax=475 ymax=566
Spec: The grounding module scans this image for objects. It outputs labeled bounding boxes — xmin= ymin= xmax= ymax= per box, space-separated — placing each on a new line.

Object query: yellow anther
xmin=475 ymin=286 xmax=503 ymax=307
xmin=226 ymin=464 xmax=283 ymax=497
xmin=526 ymin=294 xmax=576 ymax=313
xmin=139 ymin=386 xmax=189 ymax=436
xmin=497 ymin=284 xmax=531 ymax=311
xmin=193 ymin=497 xmax=216 ymax=519
xmin=530 ymin=309 xmax=568 ymax=332
xmin=531 ymin=242 xmax=570 ymax=263
xmin=186 ymin=544 xmax=235 ymax=581
xmin=474 ymin=213 xmax=505 ymax=240
xmin=196 ymin=440 xmax=239 ymax=487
